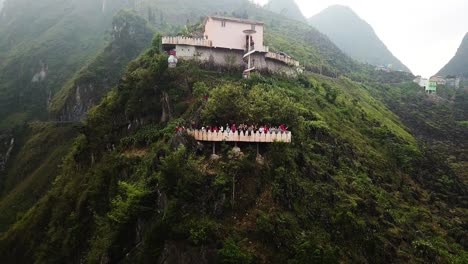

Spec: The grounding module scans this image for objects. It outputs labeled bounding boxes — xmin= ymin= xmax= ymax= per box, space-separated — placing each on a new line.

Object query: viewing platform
xmin=187 ymin=129 xmax=292 ymax=143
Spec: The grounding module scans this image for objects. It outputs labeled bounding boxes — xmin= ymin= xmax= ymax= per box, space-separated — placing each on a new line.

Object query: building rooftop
xmin=208 ymin=16 xmax=264 ymax=26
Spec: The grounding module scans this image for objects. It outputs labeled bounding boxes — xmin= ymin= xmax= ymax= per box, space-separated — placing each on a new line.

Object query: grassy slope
xmin=0 ymin=48 xmax=465 ymax=262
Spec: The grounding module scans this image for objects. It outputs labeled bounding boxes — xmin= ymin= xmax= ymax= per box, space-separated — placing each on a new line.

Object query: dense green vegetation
xmin=367 ymin=82 xmax=468 ymax=186
xmin=0 ymin=1 xmax=465 ymax=263
xmin=0 ymin=122 xmax=79 ymax=233
xmin=0 ymin=0 xmax=129 ymax=127
xmin=0 ymin=39 xmax=465 ymax=263
xmin=49 ymin=10 xmax=155 ymax=121
xmin=438 ymin=33 xmax=468 ymax=78
xmin=308 ymin=5 xmax=411 ymax=72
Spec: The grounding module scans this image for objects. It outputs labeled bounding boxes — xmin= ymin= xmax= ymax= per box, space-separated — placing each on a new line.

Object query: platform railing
xmin=187 ymin=129 xmax=292 ymax=143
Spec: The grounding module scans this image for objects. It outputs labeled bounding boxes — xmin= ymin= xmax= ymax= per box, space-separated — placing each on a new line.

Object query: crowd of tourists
xmin=176 ymin=123 xmax=289 ymax=135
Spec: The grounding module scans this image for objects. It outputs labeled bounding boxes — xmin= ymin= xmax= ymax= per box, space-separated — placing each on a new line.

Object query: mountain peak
xmin=323 ymin=5 xmax=355 ymax=13
xmin=309 ymin=5 xmax=411 ymax=72
xmin=437 ymin=32 xmax=468 ymax=77
xmin=265 ymin=0 xmax=306 ymax=22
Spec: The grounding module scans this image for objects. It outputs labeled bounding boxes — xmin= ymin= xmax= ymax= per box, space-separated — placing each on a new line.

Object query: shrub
xmin=218 ymin=238 xmax=254 ymax=264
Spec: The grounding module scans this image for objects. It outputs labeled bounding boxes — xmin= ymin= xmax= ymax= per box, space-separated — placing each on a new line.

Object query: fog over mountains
xmin=308 ymin=5 xmax=411 ymax=72
xmin=0 ymin=0 xmax=466 ymax=263
xmin=265 ymin=0 xmax=306 ymax=22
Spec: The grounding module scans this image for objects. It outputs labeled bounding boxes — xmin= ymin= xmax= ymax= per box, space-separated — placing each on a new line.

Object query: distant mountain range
xmin=265 ymin=0 xmax=306 ymax=22
xmin=308 ymin=5 xmax=411 ymax=72
xmin=438 ymin=33 xmax=468 ymax=78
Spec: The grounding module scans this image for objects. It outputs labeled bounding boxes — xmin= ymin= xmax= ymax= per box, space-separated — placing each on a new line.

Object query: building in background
xmin=426 ymin=80 xmax=437 ymax=94
xmin=445 ymin=76 xmax=461 ymax=88
xmin=414 ymin=76 xmax=429 ymax=89
xmin=430 ymin=76 xmax=446 ymax=85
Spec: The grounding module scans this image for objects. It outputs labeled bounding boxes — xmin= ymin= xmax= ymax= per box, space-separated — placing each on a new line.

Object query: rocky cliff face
xmin=0 ymin=132 xmax=14 ymax=173
xmin=55 ymin=83 xmax=111 ymax=122
xmin=50 ymin=11 xmax=154 ymax=121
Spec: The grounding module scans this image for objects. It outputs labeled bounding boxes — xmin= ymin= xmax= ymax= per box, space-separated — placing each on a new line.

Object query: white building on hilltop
xmin=162 ymin=16 xmax=301 ymax=76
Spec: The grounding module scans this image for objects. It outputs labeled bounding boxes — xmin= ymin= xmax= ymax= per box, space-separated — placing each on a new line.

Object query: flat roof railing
xmin=187 ymin=129 xmax=291 ymax=143
xmin=162 ymin=37 xmax=212 ymax=47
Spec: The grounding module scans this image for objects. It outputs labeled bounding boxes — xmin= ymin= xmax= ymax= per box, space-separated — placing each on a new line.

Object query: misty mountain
xmin=0 ymin=1 xmax=466 ymax=263
xmin=438 ymin=33 xmax=468 ymax=78
xmin=265 ymin=0 xmax=306 ymax=22
xmin=0 ymin=0 xmax=129 ymax=128
xmin=309 ymin=5 xmax=411 ymax=72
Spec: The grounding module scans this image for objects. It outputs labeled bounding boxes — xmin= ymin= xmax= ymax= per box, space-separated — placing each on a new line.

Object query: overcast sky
xmin=254 ymin=0 xmax=468 ymax=77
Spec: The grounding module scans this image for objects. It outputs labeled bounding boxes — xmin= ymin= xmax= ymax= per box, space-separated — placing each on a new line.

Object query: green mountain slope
xmin=0 ymin=1 xmax=464 ymax=263
xmin=309 ymin=5 xmax=411 ymax=72
xmin=367 ymin=82 xmax=468 ymax=186
xmin=0 ymin=43 xmax=466 ymax=262
xmin=0 ymin=122 xmax=79 ymax=233
xmin=0 ymin=0 xmax=401 ymax=127
xmin=0 ymin=0 xmax=128 ymax=127
xmin=265 ymin=0 xmax=306 ymax=22
xmin=49 ymin=10 xmax=154 ymax=121
xmin=438 ymin=33 xmax=468 ymax=78
xmin=0 ymin=0 xmax=371 ymax=236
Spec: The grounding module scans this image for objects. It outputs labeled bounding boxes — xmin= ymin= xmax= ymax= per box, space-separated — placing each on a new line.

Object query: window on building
xmin=251 ymin=24 xmax=256 ymax=30
xmin=221 ymin=20 xmax=226 ymax=27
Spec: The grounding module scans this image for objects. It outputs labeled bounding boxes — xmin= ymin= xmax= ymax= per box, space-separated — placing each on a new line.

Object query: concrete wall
xmin=204 ymin=17 xmax=265 ymax=51
xmin=188 ymin=130 xmax=292 ymax=143
xmin=175 ymin=45 xmax=196 ymax=57
xmin=173 ymin=45 xmax=298 ymax=76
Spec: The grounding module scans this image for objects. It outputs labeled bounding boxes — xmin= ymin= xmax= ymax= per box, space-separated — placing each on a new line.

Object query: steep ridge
xmin=0 ymin=0 xmax=129 ymax=127
xmin=265 ymin=0 xmax=306 ymax=22
xmin=0 ymin=122 xmax=79 ymax=232
xmin=0 ymin=43 xmax=466 ymax=262
xmin=309 ymin=5 xmax=411 ymax=72
xmin=438 ymin=33 xmax=468 ymax=78
xmin=49 ymin=11 xmax=154 ymax=121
